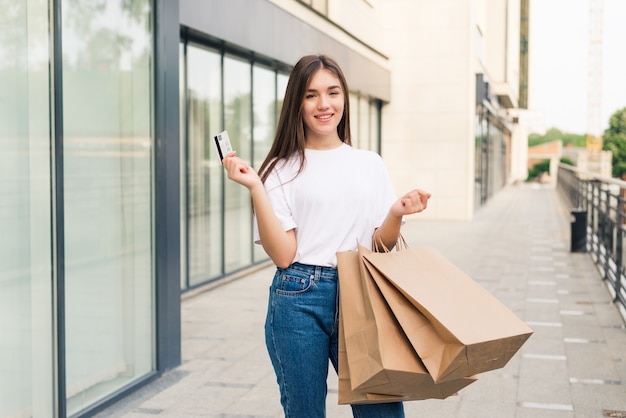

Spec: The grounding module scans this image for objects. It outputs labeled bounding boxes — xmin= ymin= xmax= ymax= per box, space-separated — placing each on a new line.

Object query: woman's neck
xmin=305 ymin=134 xmax=343 ymax=150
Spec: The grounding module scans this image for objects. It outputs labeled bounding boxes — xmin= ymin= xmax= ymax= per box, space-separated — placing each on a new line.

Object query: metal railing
xmin=557 ymin=163 xmax=626 ymax=319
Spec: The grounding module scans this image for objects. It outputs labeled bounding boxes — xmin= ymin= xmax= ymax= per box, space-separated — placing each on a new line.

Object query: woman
xmin=223 ymin=54 xmax=431 ymax=417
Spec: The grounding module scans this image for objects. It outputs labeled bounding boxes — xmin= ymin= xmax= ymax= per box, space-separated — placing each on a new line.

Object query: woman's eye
xmin=306 ymin=94 xmax=316 ymax=99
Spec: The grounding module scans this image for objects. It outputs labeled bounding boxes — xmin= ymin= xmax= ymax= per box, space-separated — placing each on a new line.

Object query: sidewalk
xmin=96 ymin=183 xmax=626 ymax=418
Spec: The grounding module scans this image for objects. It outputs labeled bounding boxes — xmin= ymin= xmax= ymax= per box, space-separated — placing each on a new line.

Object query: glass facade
xmin=184 ymin=44 xmax=223 ymax=286
xmin=0 ymin=0 xmax=158 ymax=416
xmin=223 ymin=55 xmax=254 ymax=272
xmin=252 ymin=67 xmax=288 ymax=262
xmin=350 ymin=93 xmax=382 ymax=153
xmin=61 ymin=0 xmax=154 ymax=414
xmin=180 ymin=42 xmax=285 ymax=289
xmin=0 ymin=0 xmax=55 ymax=416
xmin=475 ymin=105 xmax=510 ymax=209
xmin=475 ymin=108 xmax=489 ymax=208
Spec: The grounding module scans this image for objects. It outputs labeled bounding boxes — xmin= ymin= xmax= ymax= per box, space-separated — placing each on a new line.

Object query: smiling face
xmin=301 ymin=68 xmax=345 ymax=146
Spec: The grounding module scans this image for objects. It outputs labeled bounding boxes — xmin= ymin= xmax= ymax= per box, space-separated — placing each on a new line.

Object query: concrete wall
xmin=379 ymin=0 xmax=476 ymax=220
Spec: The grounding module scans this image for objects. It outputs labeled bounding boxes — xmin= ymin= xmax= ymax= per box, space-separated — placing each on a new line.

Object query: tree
xmin=528 ymin=128 xmax=586 ymax=148
xmin=602 ymin=107 xmax=626 ymax=178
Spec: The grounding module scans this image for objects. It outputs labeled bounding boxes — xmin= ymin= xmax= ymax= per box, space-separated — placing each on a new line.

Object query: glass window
xmin=349 ymin=94 xmax=381 ymax=153
xmin=474 ymin=110 xmax=487 ymax=209
xmin=61 ymin=0 xmax=154 ymax=414
xmin=0 ymin=0 xmax=54 ymax=416
xmin=369 ymin=100 xmax=381 ymax=153
xmin=277 ymin=72 xmax=289 ymax=116
xmin=223 ymin=56 xmax=253 ymax=272
xmin=349 ymin=92 xmax=360 ymax=148
xmin=186 ymin=45 xmax=223 ymax=286
xmin=252 ymin=65 xmax=277 ymax=263
xmin=359 ymin=95 xmax=370 ymax=150
xmin=252 ymin=65 xmax=276 ymax=169
xmin=182 ymin=48 xmax=288 ymax=285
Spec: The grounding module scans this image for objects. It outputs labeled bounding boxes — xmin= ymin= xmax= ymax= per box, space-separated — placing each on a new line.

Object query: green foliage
xmin=526 ymin=157 xmax=574 ymax=182
xmin=602 ymin=107 xmax=626 ymax=178
xmin=527 ymin=159 xmax=550 ymax=181
xmin=526 ymin=109 xmax=626 ymax=178
xmin=528 ymin=128 xmax=586 ymax=147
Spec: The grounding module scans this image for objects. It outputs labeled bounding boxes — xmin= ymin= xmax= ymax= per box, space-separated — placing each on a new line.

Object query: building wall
xmin=379 ymin=0 xmax=477 ymax=220
xmin=512 ymin=122 xmax=530 ymax=181
xmin=485 ymin=0 xmax=521 ymax=96
xmin=528 ymin=140 xmax=563 ymax=168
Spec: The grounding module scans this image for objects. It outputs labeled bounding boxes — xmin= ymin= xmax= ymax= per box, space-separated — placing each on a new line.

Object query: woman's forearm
xmin=373 ymin=212 xmax=403 ymax=252
xmin=250 ymin=184 xmax=297 ymax=268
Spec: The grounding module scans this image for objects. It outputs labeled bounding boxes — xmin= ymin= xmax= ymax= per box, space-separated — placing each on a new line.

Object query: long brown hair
xmin=258 ymin=55 xmax=352 ymax=183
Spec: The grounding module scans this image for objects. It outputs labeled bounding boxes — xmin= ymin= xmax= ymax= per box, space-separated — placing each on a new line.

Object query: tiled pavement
xmin=96 ymin=183 xmax=626 ymax=418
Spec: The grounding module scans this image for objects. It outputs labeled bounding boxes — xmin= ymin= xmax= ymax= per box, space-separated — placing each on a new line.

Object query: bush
xmin=527 ymin=159 xmax=550 ymax=181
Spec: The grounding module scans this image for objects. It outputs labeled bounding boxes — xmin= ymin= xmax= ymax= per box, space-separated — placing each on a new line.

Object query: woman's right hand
xmin=222 ymin=151 xmax=296 ymax=267
xmin=222 ymin=151 xmax=262 ymax=190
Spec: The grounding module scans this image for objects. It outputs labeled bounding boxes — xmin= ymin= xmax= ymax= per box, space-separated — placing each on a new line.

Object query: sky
xmin=528 ymin=0 xmax=626 ymax=134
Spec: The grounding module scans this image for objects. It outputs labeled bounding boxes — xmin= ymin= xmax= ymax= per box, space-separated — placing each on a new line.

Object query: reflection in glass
xmin=61 ymin=0 xmax=154 ymax=414
xmin=224 ymin=56 xmax=253 ymax=272
xmin=475 ymin=110 xmax=487 ymax=208
xmin=252 ymin=65 xmax=276 ymax=262
xmin=359 ymin=96 xmax=370 ymax=150
xmin=252 ymin=65 xmax=275 ymax=170
xmin=349 ymin=92 xmax=360 ymax=148
xmin=370 ymin=100 xmax=381 ymax=153
xmin=186 ymin=45 xmax=223 ymax=285
xmin=277 ymin=73 xmax=288 ymax=117
xmin=181 ymin=50 xmax=292 ymax=280
xmin=0 ymin=0 xmax=54 ymax=416
xmin=349 ymin=94 xmax=381 ymax=153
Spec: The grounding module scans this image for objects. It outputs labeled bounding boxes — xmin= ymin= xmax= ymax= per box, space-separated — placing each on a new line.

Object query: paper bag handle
xmin=373 ymin=233 xmax=409 ymax=253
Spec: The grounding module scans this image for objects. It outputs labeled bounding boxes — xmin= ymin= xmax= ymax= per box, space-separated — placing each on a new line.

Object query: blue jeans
xmin=265 ymin=262 xmax=405 ymax=418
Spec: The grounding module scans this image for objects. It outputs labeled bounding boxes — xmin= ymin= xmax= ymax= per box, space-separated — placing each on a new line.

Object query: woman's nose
xmin=317 ymin=94 xmax=329 ymax=109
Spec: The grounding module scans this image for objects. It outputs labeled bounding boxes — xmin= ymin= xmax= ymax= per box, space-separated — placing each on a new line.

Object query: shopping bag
xmin=360 ymin=242 xmax=533 ymax=383
xmin=337 ymin=303 xmax=418 ymax=405
xmin=337 ymin=250 xmax=476 ymax=404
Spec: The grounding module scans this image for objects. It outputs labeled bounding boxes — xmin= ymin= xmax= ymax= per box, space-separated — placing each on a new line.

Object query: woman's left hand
xmin=390 ymin=189 xmax=431 ymax=217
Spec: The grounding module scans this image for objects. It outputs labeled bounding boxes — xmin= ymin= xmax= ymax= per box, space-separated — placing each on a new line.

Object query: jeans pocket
xmin=274 ymin=268 xmax=315 ymax=296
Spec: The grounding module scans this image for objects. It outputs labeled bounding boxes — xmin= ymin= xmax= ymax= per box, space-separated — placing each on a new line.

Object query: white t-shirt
xmin=254 ymin=143 xmax=399 ymax=267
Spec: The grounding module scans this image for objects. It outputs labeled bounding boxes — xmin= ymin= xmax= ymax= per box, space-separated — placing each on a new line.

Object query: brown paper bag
xmin=337 ymin=250 xmax=476 ymax=404
xmin=360 ymin=243 xmax=533 ymax=383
